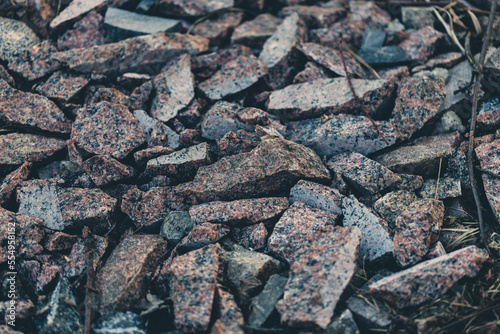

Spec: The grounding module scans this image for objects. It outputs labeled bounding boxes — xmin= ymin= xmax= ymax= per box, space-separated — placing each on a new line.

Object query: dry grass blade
xmin=434 ymin=157 xmax=443 ymax=199
xmin=467 ymin=9 xmax=483 ymax=35
xmin=341 ymin=44 xmax=381 ymax=79
xmin=433 ymin=7 xmax=466 ymax=54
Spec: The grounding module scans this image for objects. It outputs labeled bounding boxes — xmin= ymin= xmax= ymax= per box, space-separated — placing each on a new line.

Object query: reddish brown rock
xmin=368 ymin=246 xmax=488 ymax=309
xmin=0 ymin=162 xmax=31 ymax=206
xmin=391 ymin=173 xmax=424 ymax=192
xmin=476 ymin=97 xmax=500 ymax=131
xmin=268 ymin=202 xmax=340 ymax=265
xmin=190 ymin=197 xmax=288 ymax=226
xmin=71 ymin=101 xmax=145 ymax=160
xmin=90 ymin=87 xmax=143 ymax=111
xmin=49 ymin=0 xmax=107 ymax=31
xmin=121 ymin=187 xmax=170 ymax=230
xmin=158 ymin=0 xmax=233 ymax=18
xmin=177 ymin=223 xmax=230 ymax=250
xmin=170 ymin=244 xmax=220 ymax=332
xmin=276 ymin=225 xmax=361 ymax=330
xmin=56 ymin=10 xmax=109 ymax=51
xmin=289 ymin=180 xmax=342 ymax=215
xmin=0 ymin=79 xmax=72 ymax=134
xmin=35 ymin=71 xmax=89 ymax=103
xmin=7 ymin=41 xmax=61 ymax=81
xmin=27 ymin=0 xmax=58 ymax=38
xmin=412 ymin=52 xmax=463 ymax=72
xmin=0 ymin=65 xmax=14 ymax=86
xmin=425 ymin=241 xmax=446 ymax=259
xmin=82 ymin=155 xmax=136 ymax=187
xmin=393 ymin=199 xmax=445 ymax=267
xmin=94 ymin=234 xmax=168 ymax=314
xmin=293 ymin=61 xmax=331 ymax=84
xmin=231 ymin=223 xmax=268 ymax=250
xmin=399 ymin=26 xmax=444 ymax=62
xmin=134 ymin=146 xmax=173 ymax=166
xmin=418 ymin=177 xmax=462 ymax=199
xmin=280 ymin=4 xmax=345 ymax=29
xmin=231 ymin=13 xmax=282 ymax=48
xmin=211 ymin=285 xmax=245 ymax=334
xmin=201 ymin=101 xmax=254 ymax=140
xmin=216 ymin=130 xmax=260 ymax=158
xmin=63 ymin=234 xmax=108 ymax=278
xmin=43 ymin=232 xmax=78 ymax=252
xmin=378 ymin=65 xmax=410 ymax=81
xmin=476 ymin=139 xmax=500 ymax=222
xmin=191 ymin=44 xmax=252 ymax=79
xmin=373 ymin=190 xmax=417 ymax=230
xmin=0 ymin=17 xmax=40 ymax=62
xmin=192 ymin=11 xmax=243 ymax=46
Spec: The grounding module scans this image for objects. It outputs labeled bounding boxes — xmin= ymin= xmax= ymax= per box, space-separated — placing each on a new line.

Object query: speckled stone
xmin=378 ymin=65 xmax=410 ymax=81
xmin=0 ymin=17 xmax=40 ymax=61
xmin=7 ymin=41 xmax=60 ymax=81
xmin=177 ymin=223 xmax=229 ymax=250
xmin=0 ymin=133 xmax=66 ymax=174
xmin=342 ymin=195 xmax=393 ymax=263
xmin=298 ymin=43 xmax=366 ymax=78
xmin=0 ymin=79 xmax=72 ymax=134
xmin=476 ymin=139 xmax=500 ymax=222
xmin=82 ymin=155 xmax=135 ymax=187
xmin=0 ymin=162 xmax=30 ymax=206
xmin=419 ymin=177 xmax=462 ymax=199
xmin=0 ymin=208 xmax=44 ymax=263
xmin=35 ymin=71 xmax=89 ymax=103
xmin=17 ymin=180 xmax=117 ymax=233
xmin=64 ymin=234 xmax=108 ymax=278
xmin=327 ymin=152 xmax=401 ymax=195
xmin=231 ymin=13 xmax=282 ymax=48
xmin=192 ymin=44 xmax=251 ymax=79
xmin=146 ymin=142 xmax=211 ymax=179
xmin=192 ymin=11 xmax=243 ymax=46
xmin=231 ymin=223 xmax=268 ymax=250
xmin=268 ymin=202 xmax=339 ymax=265
xmin=189 ymin=197 xmax=288 ymax=226
xmin=49 ymin=0 xmax=107 ymax=30
xmin=276 ymin=225 xmax=361 ymax=330
xmin=93 ymin=312 xmax=146 ymax=334
xmin=280 ymin=4 xmax=345 ymax=29
xmin=391 ymin=173 xmax=424 ymax=192
xmin=134 ymin=146 xmax=173 ymax=166
xmin=259 ymin=13 xmax=306 ymax=89
xmin=484 ymin=47 xmax=500 ymax=92
xmin=133 ymin=109 xmax=173 ymax=148
xmin=390 ymin=76 xmax=446 ymax=141
xmin=286 ymin=114 xmax=397 ymax=157
xmin=90 ymin=87 xmax=143 ymax=111
xmin=71 ymin=101 xmax=144 ymax=160
xmin=373 ymin=132 xmax=461 ymax=178
xmin=170 ymin=244 xmax=220 ymax=332
xmin=201 ymin=101 xmax=254 ymax=140
xmin=393 ymin=199 xmax=445 ymax=267
xmin=159 ymin=210 xmax=196 ymax=243
xmin=247 ymin=274 xmax=287 ymax=327
xmin=293 ymin=61 xmax=331 ymax=84
xmin=43 ymin=231 xmax=78 ymax=252
xmin=56 ymin=10 xmax=109 ymax=51
xmin=0 ymin=65 xmax=14 ymax=86
xmin=368 ymin=246 xmax=489 ymax=309
xmin=216 ymin=130 xmax=259 ymax=158
xmin=175 ymin=137 xmax=330 ymax=202
xmin=476 ymin=97 xmax=500 ymax=131
xmin=150 ymin=55 xmax=193 ymax=122
xmin=373 ymin=190 xmax=417 ymax=230
xmin=158 ymin=0 xmax=233 ymax=18
xmin=26 ymin=0 xmax=58 ymax=38
xmin=94 ymin=234 xmax=167 ymax=314
xmin=52 ymin=33 xmax=208 ymax=76
xmin=211 ymin=285 xmax=245 ymax=334
xmin=425 ymin=241 xmax=446 ymax=259
xmin=121 ymin=187 xmax=170 ymax=230
xmin=399 ymin=26 xmax=444 ymax=62
xmin=289 ymin=180 xmax=342 ymax=215
xmin=268 ymin=78 xmax=394 ymax=120
xmin=199 ymin=54 xmax=267 ymax=101
xmin=413 ymin=52 xmax=463 ymax=72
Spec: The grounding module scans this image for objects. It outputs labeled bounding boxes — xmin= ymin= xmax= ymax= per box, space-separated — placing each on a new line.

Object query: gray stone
xmin=401 ymin=7 xmax=436 ymax=29
xmin=0 ymin=17 xmax=39 ymax=61
xmin=441 ymin=60 xmax=472 ymax=111
xmin=325 ymin=309 xmax=360 ymax=334
xmin=247 ymin=274 xmax=288 ymax=327
xmin=289 ymin=180 xmax=342 ymax=215
xmin=419 ymin=177 xmax=462 ymax=199
xmin=413 ymin=67 xmax=449 ymax=82
xmin=201 ymin=101 xmax=254 ymax=140
xmin=373 ymin=191 xmax=417 ymax=230
xmin=433 ymin=111 xmax=465 ymax=135
xmin=157 ymin=0 xmax=233 ymax=18
xmin=231 ymin=13 xmax=282 ymax=48
xmin=49 ymin=0 xmax=107 ymax=30
xmin=160 ymin=211 xmax=196 ymax=243
xmin=93 ymin=312 xmax=146 ymax=334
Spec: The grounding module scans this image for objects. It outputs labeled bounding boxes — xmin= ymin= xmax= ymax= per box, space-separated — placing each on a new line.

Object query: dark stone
xmin=360 ymin=26 xmax=386 ymax=49
xmin=160 ymin=211 xmax=196 ymax=243
xmin=82 ymin=155 xmax=136 ymax=187
xmin=476 ymin=139 xmax=500 ymax=222
xmin=35 ymin=71 xmax=89 ymax=103
xmin=27 ymin=0 xmax=58 ymax=38
xmin=231 ymin=13 xmax=282 ymax=48
xmin=477 ymin=97 xmax=500 ymax=131
xmin=121 ymin=187 xmax=170 ymax=230
xmin=358 ymin=46 xmax=412 ymax=65
xmin=231 ymin=223 xmax=268 ymax=250
xmin=211 ymin=285 xmax=245 ymax=334
xmin=373 ymin=190 xmax=417 ymax=230
xmin=0 ymin=17 xmax=39 ymax=62
xmin=56 ymin=10 xmax=110 ymax=51
xmin=63 ymin=235 xmax=108 ymax=279
xmin=177 ymin=223 xmax=229 ymax=250
xmin=93 ymin=312 xmax=146 ymax=334
xmin=90 ymin=87 xmax=143 ymax=111
xmin=7 ymin=41 xmax=60 ymax=81
xmin=247 ymin=274 xmax=288 ymax=327
xmin=0 ymin=162 xmax=30 ymax=206
xmin=44 ymin=231 xmax=78 ymax=252
xmin=191 ymin=11 xmax=243 ymax=46
xmin=157 ymin=0 xmax=233 ymax=18
xmin=418 ymin=177 xmax=462 ymax=199
xmin=49 ymin=0 xmax=107 ymax=31
xmin=279 ymin=4 xmax=345 ymax=29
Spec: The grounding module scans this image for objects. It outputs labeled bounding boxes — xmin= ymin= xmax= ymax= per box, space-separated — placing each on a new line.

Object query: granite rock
xmin=157 ymin=0 xmax=233 ymax=18
xmin=419 ymin=177 xmax=462 ymax=199
xmin=26 ymin=0 xmax=58 ymax=38
xmin=425 ymin=241 xmax=447 ymax=259
xmin=293 ymin=61 xmax=331 ymax=84
xmin=413 ymin=52 xmax=463 ymax=73
xmin=177 ymin=223 xmax=229 ymax=250
xmin=192 ymin=11 xmax=243 ymax=46
xmin=7 ymin=41 xmax=60 ymax=81
xmin=476 ymin=139 xmax=500 ymax=222
xmin=401 ymin=7 xmax=435 ymax=29
xmin=247 ymin=274 xmax=288 ymax=327
xmin=280 ymin=4 xmax=345 ymax=29
xmin=231 ymin=13 xmax=282 ymax=48
xmin=201 ymin=101 xmax=254 ymax=140
xmin=0 ymin=17 xmax=40 ymax=62
xmin=289 ymin=180 xmax=342 ymax=215
xmin=357 ymin=46 xmax=412 ymax=66
xmin=64 ymin=234 xmax=108 ymax=278
xmin=326 ymin=309 xmax=360 ymax=334
xmin=93 ymin=312 xmax=147 ymax=334
xmin=211 ymin=285 xmax=245 ymax=334
xmin=373 ymin=190 xmax=417 ymax=230
xmin=191 ymin=44 xmax=251 ymax=79
xmin=56 ymin=10 xmax=109 ymax=52
xmin=231 ymin=223 xmax=268 ymax=250
xmin=399 ymin=25 xmax=444 ymax=62
xmin=90 ymin=87 xmax=143 ymax=111
xmin=50 ymin=0 xmax=107 ymax=31
xmin=43 ymin=231 xmax=78 ymax=252
xmin=216 ymin=130 xmax=260 ymax=158
xmin=432 ymin=110 xmax=465 ymax=135
xmin=82 ymin=155 xmax=136 ymax=187
xmin=121 ymin=187 xmax=170 ymax=230
xmin=477 ymin=97 xmax=500 ymax=131
xmin=0 ymin=162 xmax=31 ymax=207
xmin=391 ymin=173 xmax=424 ymax=192
xmin=160 ymin=211 xmax=196 ymax=243
xmin=35 ymin=71 xmax=89 ymax=103
xmin=0 ymin=65 xmax=14 ymax=86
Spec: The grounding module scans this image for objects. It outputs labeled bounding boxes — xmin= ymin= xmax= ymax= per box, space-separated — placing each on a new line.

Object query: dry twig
xmin=83 ymin=226 xmax=95 ymax=334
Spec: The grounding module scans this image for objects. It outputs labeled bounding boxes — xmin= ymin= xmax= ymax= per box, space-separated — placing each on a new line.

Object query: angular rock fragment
xmin=192 ymin=11 xmax=244 ymax=46
xmin=425 ymin=241 xmax=446 ymax=259
xmin=201 ymin=102 xmax=254 ymax=140
xmin=248 ymin=274 xmax=288 ymax=327
xmin=231 ymin=223 xmax=268 ymax=250
xmin=268 ymin=78 xmax=394 ymax=120
xmin=327 ymin=152 xmax=402 ymax=195
xmin=231 ymin=13 xmax=282 ymax=48
xmin=413 ymin=52 xmax=463 ymax=72
xmin=477 ymin=97 xmax=500 ymax=131
xmin=342 ymin=195 xmax=393 ymax=263
xmin=57 ymin=10 xmax=109 ymax=51
xmin=82 ymin=155 xmax=136 ymax=187
xmin=71 ymin=101 xmax=145 ymax=160
xmin=170 ymin=244 xmax=220 ymax=332
xmin=286 ymin=114 xmax=397 ymax=157
xmin=90 ymin=87 xmax=143 ymax=111
xmin=93 ymin=312 xmax=147 ymax=334
xmin=373 ymin=190 xmax=417 ymax=229
xmin=276 ymin=225 xmax=361 ymax=330
xmin=401 ymin=6 xmax=435 ymax=29
xmin=0 ymin=162 xmax=30 ymax=206
xmin=151 ymin=55 xmax=194 ymax=122
xmin=0 ymin=79 xmax=72 ymax=134
xmin=7 ymin=41 xmax=60 ymax=81
xmin=289 ymin=180 xmax=342 ymax=215
xmin=399 ymin=26 xmax=444 ymax=62
xmin=121 ymin=187 xmax=170 ymax=230
xmin=327 ymin=309 xmax=361 ymax=334
xmin=357 ymin=46 xmax=411 ymax=66
xmin=216 ymin=131 xmax=260 ymax=158
xmin=157 ymin=0 xmax=233 ymax=18
xmin=26 ymin=0 xmax=58 ymax=38
xmin=35 ymin=71 xmax=89 ymax=103
xmin=189 ymin=197 xmax=288 ymax=226
xmin=198 ymin=54 xmax=267 ymax=100
xmin=160 ymin=211 xmax=196 ymax=243
xmin=64 ymin=235 xmax=108 ymax=278
xmin=211 ymin=285 xmax=245 ymax=334
xmin=177 ymin=223 xmax=229 ymax=250
xmin=476 ymin=139 xmax=500 ymax=222
xmin=268 ymin=202 xmax=339 ymax=264
xmin=0 ymin=65 xmax=14 ymax=86
xmin=368 ymin=246 xmax=489 ymax=309
xmin=44 ymin=232 xmax=78 ymax=252
xmin=191 ymin=44 xmax=252 ymax=79
xmin=280 ymin=4 xmax=345 ymax=29
xmin=50 ymin=0 xmax=107 ymax=30
xmin=419 ymin=177 xmax=462 ymax=199
xmin=392 ymin=173 xmax=424 ymax=192
xmin=0 ymin=17 xmax=40 ymax=61
xmin=293 ymin=61 xmax=331 ymax=83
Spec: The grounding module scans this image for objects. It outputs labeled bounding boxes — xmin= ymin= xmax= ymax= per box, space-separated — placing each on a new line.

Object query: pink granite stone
xmin=373 ymin=190 xmax=417 ymax=229
xmin=216 ymin=130 xmax=260 ymax=158
xmin=121 ymin=187 xmax=170 ymax=230
xmin=134 ymin=146 xmax=173 ymax=166
xmin=476 ymin=139 xmax=500 ymax=222
xmin=191 ymin=44 xmax=252 ymax=80
xmin=43 ymin=231 xmax=78 ymax=251
xmin=211 ymin=285 xmax=245 ymax=334
xmin=293 ymin=61 xmax=331 ymax=84
xmin=201 ymin=101 xmax=254 ymax=140
xmin=177 ymin=223 xmax=230 ymax=250
xmin=49 ymin=0 xmax=107 ymax=30
xmin=189 ymin=197 xmax=288 ymax=226
xmin=418 ymin=177 xmax=462 ymax=199
xmin=63 ymin=234 xmax=108 ymax=278
xmin=368 ymin=246 xmax=489 ymax=309
xmin=289 ymin=180 xmax=342 ymax=215
xmin=7 ymin=41 xmax=61 ymax=81
xmin=391 ymin=173 xmax=424 ymax=192
xmin=89 ymin=87 xmax=143 ymax=111
xmin=26 ymin=0 xmax=58 ymax=38
xmin=0 ymin=162 xmax=31 ymax=206
xmin=56 ymin=10 xmax=109 ymax=51
xmin=158 ymin=0 xmax=233 ymax=18
xmin=192 ymin=11 xmax=243 ymax=46
xmin=35 ymin=71 xmax=89 ymax=103
xmin=279 ymin=4 xmax=346 ymax=29
xmin=82 ymin=155 xmax=136 ymax=187
xmin=412 ymin=52 xmax=463 ymax=72
xmin=378 ymin=66 xmax=410 ymax=82
xmin=477 ymin=97 xmax=500 ymax=131
xmin=231 ymin=223 xmax=268 ymax=250
xmin=399 ymin=26 xmax=444 ymax=62
xmin=0 ymin=65 xmax=14 ymax=85
xmin=276 ymin=225 xmax=361 ymax=330
xmin=231 ymin=13 xmax=282 ymax=48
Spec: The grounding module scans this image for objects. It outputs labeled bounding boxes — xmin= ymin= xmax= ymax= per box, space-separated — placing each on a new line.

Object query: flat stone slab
xmin=268 ymin=78 xmax=394 ymax=120
xmin=289 ymin=180 xmax=342 ymax=215
xmin=177 ymin=223 xmax=229 ymax=250
xmin=293 ymin=61 xmax=331 ymax=84
xmin=276 ymin=225 xmax=361 ymax=330
xmin=0 ymin=79 xmax=72 ymax=134
xmin=189 ymin=197 xmax=288 ymax=226
xmin=268 ymin=202 xmax=340 ymax=265
xmin=71 ymin=101 xmax=145 ymax=160
xmin=90 ymin=87 xmax=143 ymax=111
xmin=419 ymin=177 xmax=462 ymax=199
xmin=0 ymin=162 xmax=31 ymax=206
xmin=95 ymin=234 xmax=168 ymax=314
xmin=35 ymin=71 xmax=89 ymax=103
xmin=248 ymin=274 xmax=288 ymax=327
xmin=476 ymin=139 xmax=500 ymax=222
xmin=286 ymin=114 xmax=397 ymax=157
xmin=198 ymin=54 xmax=267 ymax=100
xmin=175 ymin=137 xmax=330 ymax=202
xmin=121 ymin=187 xmax=170 ymax=230
xmin=82 ymin=155 xmax=136 ymax=187
xmin=160 ymin=211 xmax=196 ymax=243
xmin=399 ymin=25 xmax=444 ymax=62
xmin=201 ymin=101 xmax=254 ymax=140
xmin=342 ymin=195 xmax=393 ymax=263
xmin=368 ymin=246 xmax=489 ymax=309
xmin=393 ymin=199 xmax=445 ymax=267
xmin=7 ymin=41 xmax=61 ymax=81
xmin=0 ymin=17 xmax=39 ymax=61
xmin=327 ymin=152 xmax=402 ymax=195
xmin=151 ymin=54 xmax=194 ymax=122
xmin=56 ymin=10 xmax=109 ymax=51
xmin=231 ymin=13 xmax=282 ymax=48
xmin=50 ymin=0 xmax=107 ymax=30
xmin=170 ymin=244 xmax=220 ymax=332
xmin=191 ymin=11 xmax=243 ymax=46
xmin=373 ymin=190 xmax=417 ymax=230
xmin=157 ymin=0 xmax=233 ymax=18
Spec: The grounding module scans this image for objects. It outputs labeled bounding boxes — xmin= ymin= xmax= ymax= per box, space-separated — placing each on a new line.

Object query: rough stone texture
xmin=160 ymin=210 xmax=196 ymax=243
xmin=268 ymin=202 xmax=339 ymax=265
xmin=288 ymin=180 xmax=342 ymax=215
xmin=399 ymin=26 xmax=444 ymax=62
xmin=293 ymin=61 xmax=331 ymax=84
xmin=393 ymin=199 xmax=445 ymax=267
xmin=248 ymin=274 xmax=287 ymax=327
xmin=134 ymin=146 xmax=173 ymax=166
xmin=477 ymin=97 xmax=500 ymax=131
xmin=327 ymin=309 xmax=361 ymax=334
xmin=476 ymin=139 xmax=500 ymax=222
xmin=432 ymin=110 xmax=465 ymax=135
xmin=43 ymin=231 xmax=78 ymax=252
xmin=192 ymin=11 xmax=243 ymax=46
xmin=231 ymin=223 xmax=268 ymax=250
xmin=379 ymin=65 xmax=410 ymax=81
xmin=94 ymin=234 xmax=168 ymax=314
xmin=368 ymin=246 xmax=489 ymax=309
xmin=211 ymin=285 xmax=245 ymax=334
xmin=151 ymin=54 xmax=194 ymax=122
xmin=169 ymin=244 xmax=220 ymax=332
xmin=189 ymin=197 xmax=288 ymax=226
xmin=177 ymin=223 xmax=229 ymax=250
xmin=93 ymin=312 xmax=147 ymax=334
xmin=327 ymin=152 xmax=402 ymax=195
xmin=7 ymin=40 xmax=60 ymax=81
xmin=0 ymin=133 xmax=66 ymax=174
xmin=35 ymin=71 xmax=89 ymax=103
xmin=17 ymin=180 xmax=117 ymax=233
xmin=175 ymin=138 xmax=330 ymax=203
xmin=0 ymin=162 xmax=31 ymax=207
xmin=390 ymin=76 xmax=446 ymax=141
xmin=276 ymin=225 xmax=361 ymax=330
xmin=0 ymin=79 xmax=72 ymax=134
xmin=50 ymin=0 xmax=107 ymax=30
xmin=0 ymin=17 xmax=40 ymax=61
xmin=201 ymin=101 xmax=254 ymax=140
xmin=0 ymin=65 xmax=14 ymax=86
xmin=216 ymin=130 xmax=260 ymax=158
xmin=71 ymin=101 xmax=145 ymax=160
xmin=121 ymin=187 xmax=170 ymax=230
xmin=157 ymin=0 xmax=233 ymax=18
xmin=231 ymin=13 xmax=282 ymax=48
xmin=192 ymin=44 xmax=252 ymax=79
xmin=89 ymin=87 xmax=143 ymax=111
xmin=199 ymin=54 xmax=267 ymax=100
xmin=373 ymin=132 xmax=461 ymax=178
xmin=146 ymin=142 xmax=211 ymax=179
xmin=413 ymin=52 xmax=463 ymax=73
xmin=280 ymin=4 xmax=345 ymax=29
xmin=286 ymin=114 xmax=397 ymax=157
xmin=52 ymin=33 xmax=209 ymax=76
xmin=419 ymin=177 xmax=462 ymax=199
xmin=63 ymin=235 xmax=108 ymax=279
xmin=259 ymin=13 xmax=306 ymax=90
xmin=342 ymin=195 xmax=393 ymax=263
xmin=268 ymin=78 xmax=395 ymax=120
xmin=57 ymin=10 xmax=109 ymax=51
xmin=82 ymin=155 xmax=136 ymax=187
xmin=373 ymin=190 xmax=417 ymax=230
xmin=425 ymin=241 xmax=447 ymax=259
xmin=133 ymin=109 xmax=174 ymax=147
xmin=392 ymin=173 xmax=424 ymax=192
